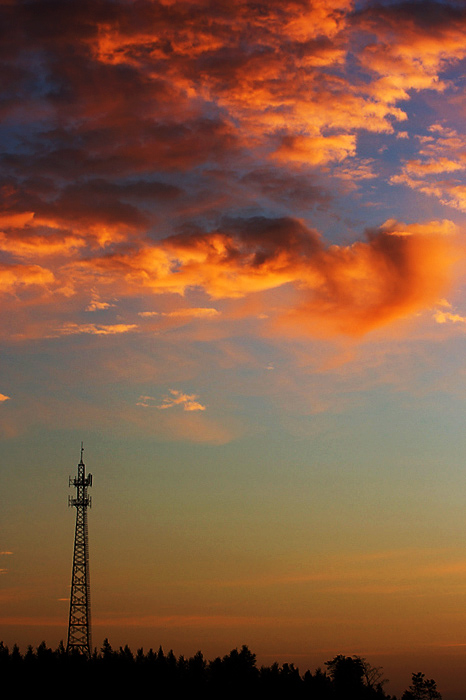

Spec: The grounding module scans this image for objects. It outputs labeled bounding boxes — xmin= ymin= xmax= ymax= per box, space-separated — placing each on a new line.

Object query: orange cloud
xmin=0 ymin=229 xmax=86 ymax=258
xmin=139 ymin=308 xmax=220 ymax=319
xmin=76 ymin=0 xmax=421 ymax=173
xmin=0 ymin=209 xmax=460 ymax=340
xmin=0 ymin=212 xmax=34 ymax=228
xmin=82 ymin=216 xmax=459 ymax=336
xmin=405 ymin=158 xmax=464 ymax=177
xmin=392 ymin=125 xmax=466 ymax=212
xmin=54 ymin=322 xmax=138 ymax=336
xmin=0 ymin=263 xmax=55 ymax=294
xmin=3 ymin=0 xmax=464 ymax=207
xmin=280 ymin=220 xmax=458 ymax=336
xmin=434 ymin=310 xmax=466 ymax=326
xmin=357 ymin=3 xmax=466 ymax=99
xmin=86 ymin=299 xmax=115 ymax=312
xmin=1 ymin=1 xmax=465 ymax=346
xmin=272 ymin=134 xmax=356 ymax=166
xmin=155 ymin=389 xmax=206 ymax=412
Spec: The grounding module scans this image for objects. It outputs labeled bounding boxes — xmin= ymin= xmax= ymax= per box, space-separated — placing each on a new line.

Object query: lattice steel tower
xmin=67 ymin=444 xmax=93 ymax=656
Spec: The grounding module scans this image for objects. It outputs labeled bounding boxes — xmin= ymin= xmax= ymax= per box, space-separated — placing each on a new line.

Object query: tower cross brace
xmin=67 ymin=444 xmax=93 ymax=656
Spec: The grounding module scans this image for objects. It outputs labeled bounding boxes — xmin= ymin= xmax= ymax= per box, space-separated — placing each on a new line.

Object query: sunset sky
xmin=2 ymin=0 xmax=466 ymax=697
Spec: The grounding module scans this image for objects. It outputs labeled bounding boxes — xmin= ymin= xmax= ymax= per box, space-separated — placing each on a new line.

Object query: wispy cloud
xmin=392 ymin=125 xmax=466 ymax=211
xmin=162 ymin=308 xmax=220 ymax=319
xmin=54 ymin=323 xmax=138 ymax=336
xmin=434 ymin=310 xmax=466 ymax=325
xmin=85 ymin=299 xmax=116 ymax=312
xmin=138 ymin=308 xmax=220 ymax=319
xmin=136 ymin=395 xmax=157 ymax=407
xmin=0 ymin=548 xmax=12 ymax=575
xmin=138 ymin=389 xmax=206 ymax=412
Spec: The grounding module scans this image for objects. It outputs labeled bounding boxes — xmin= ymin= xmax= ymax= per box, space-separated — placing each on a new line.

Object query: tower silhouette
xmin=67 ymin=444 xmax=93 ymax=656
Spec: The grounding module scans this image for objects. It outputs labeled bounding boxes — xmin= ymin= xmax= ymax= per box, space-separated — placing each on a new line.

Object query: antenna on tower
xmin=67 ymin=444 xmax=93 ymax=656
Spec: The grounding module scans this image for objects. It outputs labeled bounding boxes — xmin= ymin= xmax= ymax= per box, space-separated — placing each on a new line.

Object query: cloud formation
xmin=0 ymin=0 xmax=465 ymax=343
xmin=54 ymin=323 xmax=138 ymax=336
xmin=434 ymin=310 xmax=466 ymax=325
xmin=0 ymin=211 xmax=459 ymax=339
xmin=137 ymin=390 xmax=206 ymax=412
xmin=392 ymin=125 xmax=466 ymax=211
xmin=156 ymin=390 xmax=206 ymax=412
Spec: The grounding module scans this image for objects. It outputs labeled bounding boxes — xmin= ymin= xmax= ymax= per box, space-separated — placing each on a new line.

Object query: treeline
xmin=0 ymin=639 xmax=441 ymax=700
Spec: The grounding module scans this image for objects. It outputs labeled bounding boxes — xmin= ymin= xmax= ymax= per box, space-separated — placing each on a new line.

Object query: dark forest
xmin=0 ymin=639 xmax=442 ymax=699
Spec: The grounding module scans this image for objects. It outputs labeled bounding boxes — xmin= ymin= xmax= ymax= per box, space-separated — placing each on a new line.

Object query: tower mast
xmin=67 ymin=443 xmax=93 ymax=656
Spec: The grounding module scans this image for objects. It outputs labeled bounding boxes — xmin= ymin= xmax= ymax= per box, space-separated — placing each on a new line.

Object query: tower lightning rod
xmin=67 ymin=443 xmax=93 ymax=656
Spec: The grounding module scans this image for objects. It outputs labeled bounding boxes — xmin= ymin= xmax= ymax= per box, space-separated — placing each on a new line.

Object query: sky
xmin=1 ymin=0 xmax=466 ymax=696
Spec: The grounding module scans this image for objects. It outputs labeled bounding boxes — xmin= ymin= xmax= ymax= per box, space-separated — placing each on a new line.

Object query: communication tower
xmin=67 ymin=443 xmax=93 ymax=656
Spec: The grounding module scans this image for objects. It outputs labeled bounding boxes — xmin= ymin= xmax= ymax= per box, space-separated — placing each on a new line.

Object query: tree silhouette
xmin=0 ymin=638 xmax=445 ymax=699
xmin=326 ymin=655 xmax=367 ymax=699
xmin=303 ymin=666 xmax=332 ymax=698
xmin=325 ymin=655 xmax=395 ymax=699
xmin=402 ymin=672 xmax=442 ymax=700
